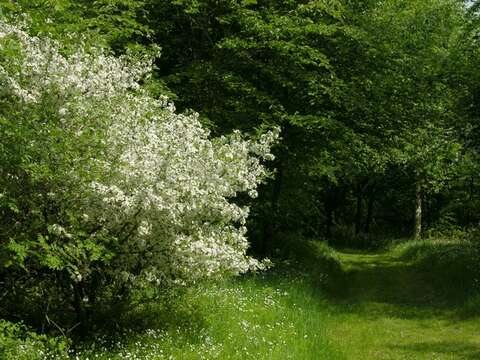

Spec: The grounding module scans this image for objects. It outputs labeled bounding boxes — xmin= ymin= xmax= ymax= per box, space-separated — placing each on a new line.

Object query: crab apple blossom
xmin=0 ymin=18 xmax=278 ymax=315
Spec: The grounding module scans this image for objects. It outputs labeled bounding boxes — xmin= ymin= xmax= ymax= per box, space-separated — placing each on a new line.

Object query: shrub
xmin=0 ymin=320 xmax=69 ymax=359
xmin=0 ymin=19 xmax=277 ymax=331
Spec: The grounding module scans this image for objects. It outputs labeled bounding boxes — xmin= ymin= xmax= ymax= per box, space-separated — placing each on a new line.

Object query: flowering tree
xmin=0 ymin=19 xmax=277 ymax=328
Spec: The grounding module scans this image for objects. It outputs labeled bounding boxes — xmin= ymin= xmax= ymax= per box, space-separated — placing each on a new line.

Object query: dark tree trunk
xmin=364 ymin=190 xmax=375 ymax=234
xmin=414 ymin=177 xmax=423 ymax=239
xmin=324 ymin=184 xmax=346 ymax=239
xmin=468 ymin=175 xmax=474 ymax=225
xmin=73 ymin=282 xmax=87 ymax=337
xmin=354 ymin=183 xmax=363 ymax=235
xmin=354 ymin=179 xmax=371 ymax=235
xmin=325 ymin=203 xmax=333 ymax=238
xmin=262 ymin=146 xmax=285 ymax=255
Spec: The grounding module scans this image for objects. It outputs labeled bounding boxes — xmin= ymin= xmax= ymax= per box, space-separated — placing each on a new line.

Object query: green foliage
xmin=0 ymin=17 xmax=277 ymax=336
xmin=3 ymin=0 xmax=480 ymax=357
xmin=146 ymin=0 xmax=472 ymax=247
xmin=0 ymin=320 xmax=69 ymax=359
xmin=0 ymin=0 xmax=152 ymax=50
xmin=3 ymin=0 xmax=475 ymax=248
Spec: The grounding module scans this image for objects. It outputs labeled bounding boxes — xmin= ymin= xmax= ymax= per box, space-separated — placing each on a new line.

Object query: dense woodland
xmin=2 ymin=0 xmax=480 ymax=359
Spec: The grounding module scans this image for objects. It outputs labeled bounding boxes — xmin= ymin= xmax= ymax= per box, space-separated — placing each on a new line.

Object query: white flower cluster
xmin=0 ymin=20 xmax=278 ymax=284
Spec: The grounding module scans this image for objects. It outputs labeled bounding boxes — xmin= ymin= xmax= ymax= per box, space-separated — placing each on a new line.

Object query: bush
xmin=0 ymin=19 xmax=277 ymax=331
xmin=0 ymin=320 xmax=69 ymax=359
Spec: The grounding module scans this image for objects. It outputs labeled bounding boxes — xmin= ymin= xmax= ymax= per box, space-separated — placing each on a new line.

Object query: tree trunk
xmin=73 ymin=282 xmax=87 ymax=337
xmin=325 ymin=204 xmax=333 ymax=239
xmin=468 ymin=175 xmax=474 ymax=225
xmin=354 ymin=183 xmax=363 ymax=236
xmin=364 ymin=191 xmax=375 ymax=234
xmin=414 ymin=178 xmax=422 ymax=239
xmin=262 ymin=147 xmax=285 ymax=255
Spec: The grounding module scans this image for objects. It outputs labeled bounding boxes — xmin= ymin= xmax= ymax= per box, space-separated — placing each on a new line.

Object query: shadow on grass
xmin=72 ymin=295 xmax=209 ymax=349
xmin=389 ymin=341 xmax=480 ymax=359
xmin=321 ymin=247 xmax=480 ymax=321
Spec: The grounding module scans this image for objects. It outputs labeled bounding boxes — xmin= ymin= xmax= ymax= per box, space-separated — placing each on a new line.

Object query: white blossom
xmin=0 ymin=19 xmax=278 ymax=285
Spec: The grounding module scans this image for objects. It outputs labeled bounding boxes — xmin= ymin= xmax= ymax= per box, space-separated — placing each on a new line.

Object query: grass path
xmin=324 ymin=249 xmax=480 ymax=359
xmin=71 ymin=245 xmax=480 ymax=359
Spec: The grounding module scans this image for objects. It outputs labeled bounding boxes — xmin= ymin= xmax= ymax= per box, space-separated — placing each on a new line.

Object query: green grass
xmin=326 ymin=243 xmax=480 ymax=359
xmin=5 ymin=238 xmax=480 ymax=359
xmin=389 ymin=238 xmax=480 ymax=301
xmin=71 ymin=271 xmax=342 ymax=359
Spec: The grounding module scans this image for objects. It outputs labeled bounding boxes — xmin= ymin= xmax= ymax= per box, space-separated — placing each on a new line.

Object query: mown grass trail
xmin=325 ymin=249 xmax=480 ymax=359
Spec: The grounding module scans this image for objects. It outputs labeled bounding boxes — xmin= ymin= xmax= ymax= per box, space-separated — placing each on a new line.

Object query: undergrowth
xmin=0 ymin=320 xmax=69 ymax=359
xmin=3 ymin=238 xmax=480 ymax=359
xmin=390 ymin=237 xmax=480 ymax=302
xmin=70 ymin=271 xmax=341 ymax=359
xmin=1 ymin=240 xmax=342 ymax=359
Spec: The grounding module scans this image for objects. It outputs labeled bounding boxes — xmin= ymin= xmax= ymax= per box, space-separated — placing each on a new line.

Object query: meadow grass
xmin=71 ymin=269 xmax=342 ymax=360
xmin=4 ymin=238 xmax=480 ymax=359
xmin=326 ymin=241 xmax=480 ymax=360
xmin=389 ymin=237 xmax=480 ymax=301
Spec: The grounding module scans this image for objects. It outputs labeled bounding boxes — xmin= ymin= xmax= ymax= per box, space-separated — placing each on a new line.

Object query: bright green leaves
xmin=5 ymin=239 xmax=28 ymax=267
xmin=0 ymin=0 xmax=152 ymax=52
xmin=242 ymin=0 xmax=257 ymax=6
xmin=36 ymin=231 xmax=114 ymax=277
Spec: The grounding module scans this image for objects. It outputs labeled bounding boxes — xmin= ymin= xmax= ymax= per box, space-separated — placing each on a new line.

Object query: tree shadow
xmin=389 ymin=341 xmax=480 ymax=359
xmin=323 ymin=250 xmax=474 ymax=321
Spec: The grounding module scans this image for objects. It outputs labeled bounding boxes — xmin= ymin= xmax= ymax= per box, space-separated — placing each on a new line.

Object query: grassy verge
xmin=390 ymin=237 xmax=480 ymax=302
xmin=0 ymin=240 xmax=341 ymax=359
xmin=5 ymin=238 xmax=480 ymax=359
xmin=1 ymin=270 xmax=341 ymax=359
xmin=71 ymin=270 xmax=342 ymax=359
